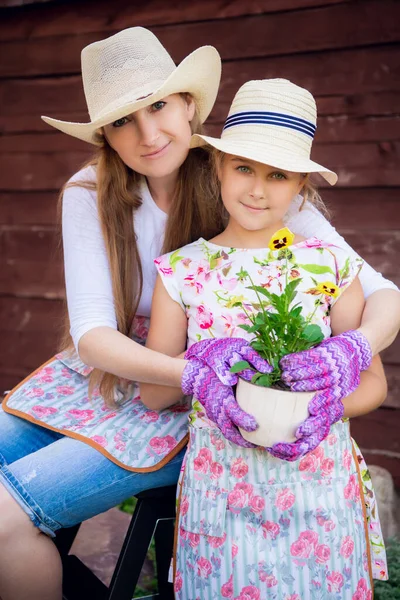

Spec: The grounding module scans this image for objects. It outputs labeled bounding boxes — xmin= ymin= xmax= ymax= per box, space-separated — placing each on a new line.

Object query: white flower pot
xmin=236 ymin=378 xmax=314 ymax=447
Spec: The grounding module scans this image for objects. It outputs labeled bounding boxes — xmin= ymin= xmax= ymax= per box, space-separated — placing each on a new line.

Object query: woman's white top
xmin=62 ymin=166 xmax=398 ymax=351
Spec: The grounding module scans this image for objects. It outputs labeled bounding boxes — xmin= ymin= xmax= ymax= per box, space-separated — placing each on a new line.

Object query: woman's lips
xmin=142 ymin=141 xmax=171 ymax=159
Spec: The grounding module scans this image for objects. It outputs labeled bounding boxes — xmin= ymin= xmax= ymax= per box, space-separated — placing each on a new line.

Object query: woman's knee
xmin=0 ymin=483 xmax=37 ymax=543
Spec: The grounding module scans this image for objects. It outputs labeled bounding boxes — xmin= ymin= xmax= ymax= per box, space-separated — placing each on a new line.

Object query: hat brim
xmin=191 ymin=134 xmax=338 ymax=186
xmin=41 ymin=46 xmax=221 ymax=145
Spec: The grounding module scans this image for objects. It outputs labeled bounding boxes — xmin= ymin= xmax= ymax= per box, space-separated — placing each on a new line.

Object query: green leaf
xmin=253 ymin=257 xmax=269 ymax=267
xmin=238 ymin=323 xmax=256 ymax=333
xmin=251 ymin=372 xmax=262 ymax=384
xmin=289 ymin=305 xmax=303 ymax=318
xmin=297 ymin=263 xmax=335 ymax=275
xmin=209 ymin=251 xmax=222 ymax=269
xmin=255 ymin=313 xmax=267 ymax=326
xmin=236 ymin=267 xmax=249 ymax=281
xmin=169 ymin=250 xmax=184 ymax=268
xmin=229 ymin=360 xmax=251 ymax=373
xmin=254 ymin=374 xmax=273 ymax=387
xmin=301 ymin=324 xmax=324 ymax=344
xmin=339 ymin=256 xmax=350 ymax=280
xmin=246 ymin=285 xmax=272 ymax=300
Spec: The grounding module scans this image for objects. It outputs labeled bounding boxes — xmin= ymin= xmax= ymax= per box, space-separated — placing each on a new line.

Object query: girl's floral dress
xmin=3 ymin=316 xmax=190 ymax=471
xmin=155 ymin=235 xmax=387 ymax=599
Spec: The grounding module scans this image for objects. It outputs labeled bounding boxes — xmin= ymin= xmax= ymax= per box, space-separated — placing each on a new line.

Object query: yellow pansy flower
xmin=315 ymin=281 xmax=340 ymax=298
xmin=268 ymin=227 xmax=295 ymax=251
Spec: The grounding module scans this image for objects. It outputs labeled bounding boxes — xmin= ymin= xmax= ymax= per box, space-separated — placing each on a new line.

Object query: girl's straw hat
xmin=42 ymin=27 xmax=221 ymax=145
xmin=191 ymin=79 xmax=337 ymax=185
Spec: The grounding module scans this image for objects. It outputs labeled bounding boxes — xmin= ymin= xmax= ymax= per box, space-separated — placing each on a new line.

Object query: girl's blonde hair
xmin=59 ymin=101 xmax=223 ymax=406
xmin=210 ymin=149 xmax=329 ymax=219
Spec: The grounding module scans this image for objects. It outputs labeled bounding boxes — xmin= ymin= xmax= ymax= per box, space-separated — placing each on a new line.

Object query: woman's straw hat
xmin=191 ymin=79 xmax=337 ymax=185
xmin=42 ymin=27 xmax=221 ymax=145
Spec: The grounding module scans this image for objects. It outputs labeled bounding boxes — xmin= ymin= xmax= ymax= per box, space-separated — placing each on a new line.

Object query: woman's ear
xmin=212 ymin=150 xmax=225 ymax=182
xmin=185 ymin=94 xmax=196 ymax=122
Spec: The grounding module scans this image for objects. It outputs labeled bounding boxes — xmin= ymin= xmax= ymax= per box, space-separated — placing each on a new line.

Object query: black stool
xmin=55 ymin=486 xmax=177 ymax=600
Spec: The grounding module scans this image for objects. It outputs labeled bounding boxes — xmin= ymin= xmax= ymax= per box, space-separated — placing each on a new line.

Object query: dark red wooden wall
xmin=0 ymin=0 xmax=399 ymax=479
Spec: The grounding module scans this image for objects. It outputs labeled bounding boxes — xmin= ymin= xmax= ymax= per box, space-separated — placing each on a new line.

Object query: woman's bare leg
xmin=0 ymin=484 xmax=62 ymax=600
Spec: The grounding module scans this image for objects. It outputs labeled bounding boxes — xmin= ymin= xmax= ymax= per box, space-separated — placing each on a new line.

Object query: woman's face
xmin=103 ymin=94 xmax=196 ymax=179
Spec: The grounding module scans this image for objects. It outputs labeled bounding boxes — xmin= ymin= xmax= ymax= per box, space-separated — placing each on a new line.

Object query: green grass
xmin=375 ymin=539 xmax=400 ymax=599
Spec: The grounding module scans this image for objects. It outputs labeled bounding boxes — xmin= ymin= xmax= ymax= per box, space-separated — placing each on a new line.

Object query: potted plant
xmin=230 ymin=227 xmax=327 ymax=447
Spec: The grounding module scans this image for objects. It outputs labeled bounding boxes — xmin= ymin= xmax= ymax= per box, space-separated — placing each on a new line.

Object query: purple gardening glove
xmin=280 ymin=330 xmax=372 ymax=394
xmin=184 ymin=338 xmax=273 ymax=386
xmin=267 ymin=386 xmax=345 ymax=461
xmin=182 ymin=338 xmax=272 ymax=447
xmin=267 ymin=330 xmax=372 ymax=462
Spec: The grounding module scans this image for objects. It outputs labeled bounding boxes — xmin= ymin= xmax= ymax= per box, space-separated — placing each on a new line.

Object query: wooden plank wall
xmin=0 ymin=0 xmax=399 ymax=479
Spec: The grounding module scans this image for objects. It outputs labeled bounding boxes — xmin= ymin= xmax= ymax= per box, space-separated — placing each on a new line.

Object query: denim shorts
xmin=0 ymin=406 xmax=185 ymax=537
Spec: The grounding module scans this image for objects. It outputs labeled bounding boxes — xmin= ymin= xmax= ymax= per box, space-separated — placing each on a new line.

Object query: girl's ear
xmin=298 ymin=173 xmax=309 ymax=195
xmin=298 ymin=174 xmax=310 ymax=211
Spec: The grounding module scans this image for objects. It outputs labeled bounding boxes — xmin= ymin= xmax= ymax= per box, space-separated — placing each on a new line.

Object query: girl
xmin=0 ymin=28 xmax=397 ymax=600
xmin=141 ymin=79 xmax=389 ymax=598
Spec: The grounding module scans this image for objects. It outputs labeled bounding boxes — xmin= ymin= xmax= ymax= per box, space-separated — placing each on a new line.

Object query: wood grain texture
xmin=2 ymin=1 xmax=399 ymax=77
xmin=0 ymin=0 xmax=356 ymax=42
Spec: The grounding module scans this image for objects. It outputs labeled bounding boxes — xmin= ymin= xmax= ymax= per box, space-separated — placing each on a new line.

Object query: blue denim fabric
xmin=0 ymin=406 xmax=185 ymax=537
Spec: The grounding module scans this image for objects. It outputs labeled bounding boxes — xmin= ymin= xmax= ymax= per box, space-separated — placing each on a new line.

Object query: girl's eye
xmin=236 ymin=165 xmax=251 ymax=174
xmin=270 ymin=171 xmax=287 ymax=180
xmin=112 ymin=117 xmax=129 ymax=128
xmin=151 ymin=101 xmax=166 ymax=111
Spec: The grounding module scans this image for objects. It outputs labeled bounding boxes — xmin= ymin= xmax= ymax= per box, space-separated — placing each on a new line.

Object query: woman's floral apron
xmin=174 ymin=417 xmax=384 ymax=600
xmin=2 ymin=317 xmax=190 ymax=471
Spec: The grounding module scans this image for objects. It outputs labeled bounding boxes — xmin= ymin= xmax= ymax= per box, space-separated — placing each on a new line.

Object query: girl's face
xmin=218 ymin=154 xmax=305 ymax=237
xmin=103 ymin=94 xmax=196 ymax=179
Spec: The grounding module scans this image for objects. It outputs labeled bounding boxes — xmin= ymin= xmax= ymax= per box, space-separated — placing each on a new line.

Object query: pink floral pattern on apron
xmin=3 ymin=317 xmax=190 ymax=471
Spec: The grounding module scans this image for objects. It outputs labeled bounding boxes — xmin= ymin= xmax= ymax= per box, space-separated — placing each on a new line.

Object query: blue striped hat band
xmin=223 ymin=110 xmax=316 ymax=139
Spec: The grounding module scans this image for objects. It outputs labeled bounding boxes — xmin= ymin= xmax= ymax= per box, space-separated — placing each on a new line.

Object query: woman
xmin=0 ymin=27 xmax=398 ymax=600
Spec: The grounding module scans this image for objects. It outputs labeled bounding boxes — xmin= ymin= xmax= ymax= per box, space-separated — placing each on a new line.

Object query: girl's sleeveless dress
xmin=155 ymin=236 xmax=388 ymax=598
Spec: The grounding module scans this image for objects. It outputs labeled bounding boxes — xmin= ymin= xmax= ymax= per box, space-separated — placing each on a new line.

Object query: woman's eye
xmin=112 ymin=117 xmax=129 ymax=128
xmin=270 ymin=171 xmax=287 ymax=180
xmin=236 ymin=165 xmax=251 ymax=173
xmin=151 ymin=101 xmax=166 ymax=111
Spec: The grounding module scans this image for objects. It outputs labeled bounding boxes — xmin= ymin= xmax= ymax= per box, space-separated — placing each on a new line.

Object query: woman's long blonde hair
xmin=59 ymin=104 xmax=223 ymax=405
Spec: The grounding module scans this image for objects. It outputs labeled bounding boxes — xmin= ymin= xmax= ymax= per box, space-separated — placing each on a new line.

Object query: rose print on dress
xmin=196 ymin=556 xmax=212 ymax=578
xmin=275 ymin=488 xmax=296 ymax=511
xmin=234 ymin=585 xmax=261 ymax=600
xmin=327 ymin=571 xmax=344 ymax=593
xmin=352 ymin=577 xmax=372 ymax=600
xmin=261 ymin=520 xmax=280 ymax=540
xmin=340 ymin=535 xmax=355 ymax=559
xmin=174 ymin=570 xmax=183 ymax=593
xmin=230 ymin=458 xmax=249 ymax=479
xmin=221 ymin=574 xmax=233 ymax=598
